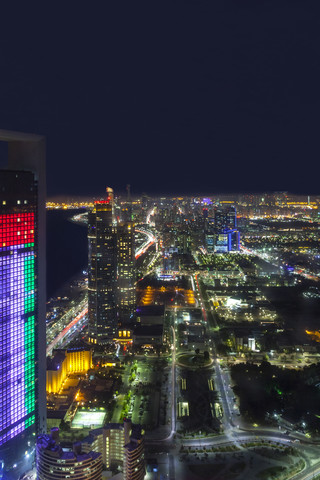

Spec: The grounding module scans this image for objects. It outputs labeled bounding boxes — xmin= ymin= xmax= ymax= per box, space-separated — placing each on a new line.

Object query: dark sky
xmin=0 ymin=1 xmax=319 ymax=197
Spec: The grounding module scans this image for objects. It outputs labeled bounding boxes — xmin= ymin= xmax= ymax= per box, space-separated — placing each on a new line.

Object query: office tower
xmin=36 ymin=428 xmax=102 ymax=480
xmin=0 ymin=131 xmax=46 ymax=473
xmin=225 ymin=206 xmax=237 ymax=229
xmin=205 ymin=217 xmax=215 ymax=253
xmin=88 ymin=188 xmax=136 ymax=344
xmin=213 ymin=205 xmax=240 ymax=253
xmin=88 ymin=197 xmax=117 ymax=344
xmin=117 ymin=222 xmax=136 ymax=325
xmin=119 ymin=186 xmax=133 ymax=226
xmin=202 ymin=207 xmax=208 ymax=219
xmin=213 ymin=207 xmax=226 ymax=233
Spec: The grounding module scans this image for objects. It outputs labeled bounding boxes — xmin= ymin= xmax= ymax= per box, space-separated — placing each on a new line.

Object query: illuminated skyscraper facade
xmin=117 ymin=222 xmax=136 ymax=325
xmin=0 ymin=172 xmax=37 ymax=441
xmin=0 ymin=130 xmax=46 ymax=473
xmin=88 ymin=189 xmax=136 ymax=344
xmin=88 ymin=198 xmax=117 ymax=344
xmin=211 ymin=206 xmax=240 ymax=253
xmin=204 ymin=217 xmax=215 ymax=253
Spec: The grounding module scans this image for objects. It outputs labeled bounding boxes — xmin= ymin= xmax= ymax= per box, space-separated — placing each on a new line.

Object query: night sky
xmin=0 ymin=1 xmax=319 ymax=197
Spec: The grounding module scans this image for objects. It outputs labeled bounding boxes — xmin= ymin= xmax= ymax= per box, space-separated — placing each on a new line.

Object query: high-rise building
xmin=88 ymin=188 xmax=136 ymax=344
xmin=213 ymin=205 xmax=240 ymax=253
xmin=225 ymin=206 xmax=237 ymax=230
xmin=88 ymin=197 xmax=117 ymax=344
xmin=36 ymin=428 xmax=102 ymax=480
xmin=213 ymin=207 xmax=226 ymax=233
xmin=205 ymin=217 xmax=215 ymax=253
xmin=123 ymin=424 xmax=145 ymax=480
xmin=117 ymin=222 xmax=136 ymax=325
xmin=82 ymin=420 xmax=145 ymax=480
xmin=0 ymin=130 xmax=46 ymax=474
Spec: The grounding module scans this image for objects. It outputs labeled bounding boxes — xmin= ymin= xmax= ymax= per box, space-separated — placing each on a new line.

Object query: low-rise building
xmin=47 ymin=347 xmax=92 ymax=393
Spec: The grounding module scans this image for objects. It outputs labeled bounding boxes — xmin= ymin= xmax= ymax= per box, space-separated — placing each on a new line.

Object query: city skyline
xmin=4 ymin=171 xmax=320 ymax=478
xmin=2 ymin=1 xmax=320 ymax=478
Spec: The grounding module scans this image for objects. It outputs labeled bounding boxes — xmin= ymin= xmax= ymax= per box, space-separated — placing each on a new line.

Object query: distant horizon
xmin=46 ymin=190 xmax=320 ymax=201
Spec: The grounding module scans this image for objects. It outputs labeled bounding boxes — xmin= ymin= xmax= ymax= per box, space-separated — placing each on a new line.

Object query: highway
xmin=135 ymin=227 xmax=157 ymax=259
xmin=46 ymin=296 xmax=88 ymax=355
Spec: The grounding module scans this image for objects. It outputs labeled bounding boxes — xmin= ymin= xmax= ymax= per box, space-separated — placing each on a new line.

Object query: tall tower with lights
xmin=88 ymin=188 xmax=117 ymax=344
xmin=0 ymin=130 xmax=46 ymax=474
xmin=88 ymin=187 xmax=136 ymax=344
xmin=117 ymin=221 xmax=136 ymax=325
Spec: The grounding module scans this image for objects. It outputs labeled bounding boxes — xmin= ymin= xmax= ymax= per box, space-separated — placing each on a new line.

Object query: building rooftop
xmin=37 ymin=433 xmax=101 ymax=462
xmin=133 ymin=324 xmax=163 ymax=336
xmin=136 ymin=305 xmax=165 ymax=316
xmin=104 ymin=423 xmax=124 ymax=430
xmin=47 ymin=350 xmax=66 ymax=371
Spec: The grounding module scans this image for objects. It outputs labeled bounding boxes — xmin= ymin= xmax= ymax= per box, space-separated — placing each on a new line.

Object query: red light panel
xmin=0 ymin=214 xmax=35 ymax=247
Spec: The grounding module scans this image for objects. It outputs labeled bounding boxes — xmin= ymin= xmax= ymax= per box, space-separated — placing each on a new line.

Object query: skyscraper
xmin=213 ymin=205 xmax=240 ymax=253
xmin=88 ymin=195 xmax=117 ymax=344
xmin=204 ymin=217 xmax=215 ymax=253
xmin=117 ymin=221 xmax=136 ymax=325
xmin=88 ymin=188 xmax=136 ymax=344
xmin=0 ymin=130 xmax=46 ymax=474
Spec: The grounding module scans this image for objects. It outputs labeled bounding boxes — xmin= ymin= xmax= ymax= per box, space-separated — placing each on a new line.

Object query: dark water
xmin=46 ymin=210 xmax=88 ymax=299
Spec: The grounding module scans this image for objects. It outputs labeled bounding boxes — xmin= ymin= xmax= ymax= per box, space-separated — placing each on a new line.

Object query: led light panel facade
xmin=0 ymin=212 xmax=36 ymax=446
xmin=0 ymin=133 xmax=46 ymax=475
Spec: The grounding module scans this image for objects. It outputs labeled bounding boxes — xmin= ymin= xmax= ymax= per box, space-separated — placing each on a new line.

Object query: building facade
xmin=36 ymin=428 xmax=102 ymax=480
xmin=123 ymin=424 xmax=145 ymax=480
xmin=46 ymin=347 xmax=92 ymax=394
xmin=82 ymin=420 xmax=145 ymax=480
xmin=212 ymin=206 xmax=240 ymax=253
xmin=116 ymin=222 xmax=136 ymax=325
xmin=88 ymin=197 xmax=117 ymax=344
xmin=0 ymin=131 xmax=46 ymax=473
xmin=88 ymin=189 xmax=136 ymax=344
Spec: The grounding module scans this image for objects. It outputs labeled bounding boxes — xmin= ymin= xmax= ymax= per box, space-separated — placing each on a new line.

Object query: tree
xmin=59 ymin=418 xmax=70 ymax=432
xmin=216 ymin=343 xmax=230 ymax=356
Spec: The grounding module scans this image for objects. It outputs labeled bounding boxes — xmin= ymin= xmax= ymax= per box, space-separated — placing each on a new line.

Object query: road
xmin=179 ymin=270 xmax=320 ymax=479
xmin=135 ymin=227 xmax=157 ymax=259
xmin=46 ymin=296 xmax=88 ymax=355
